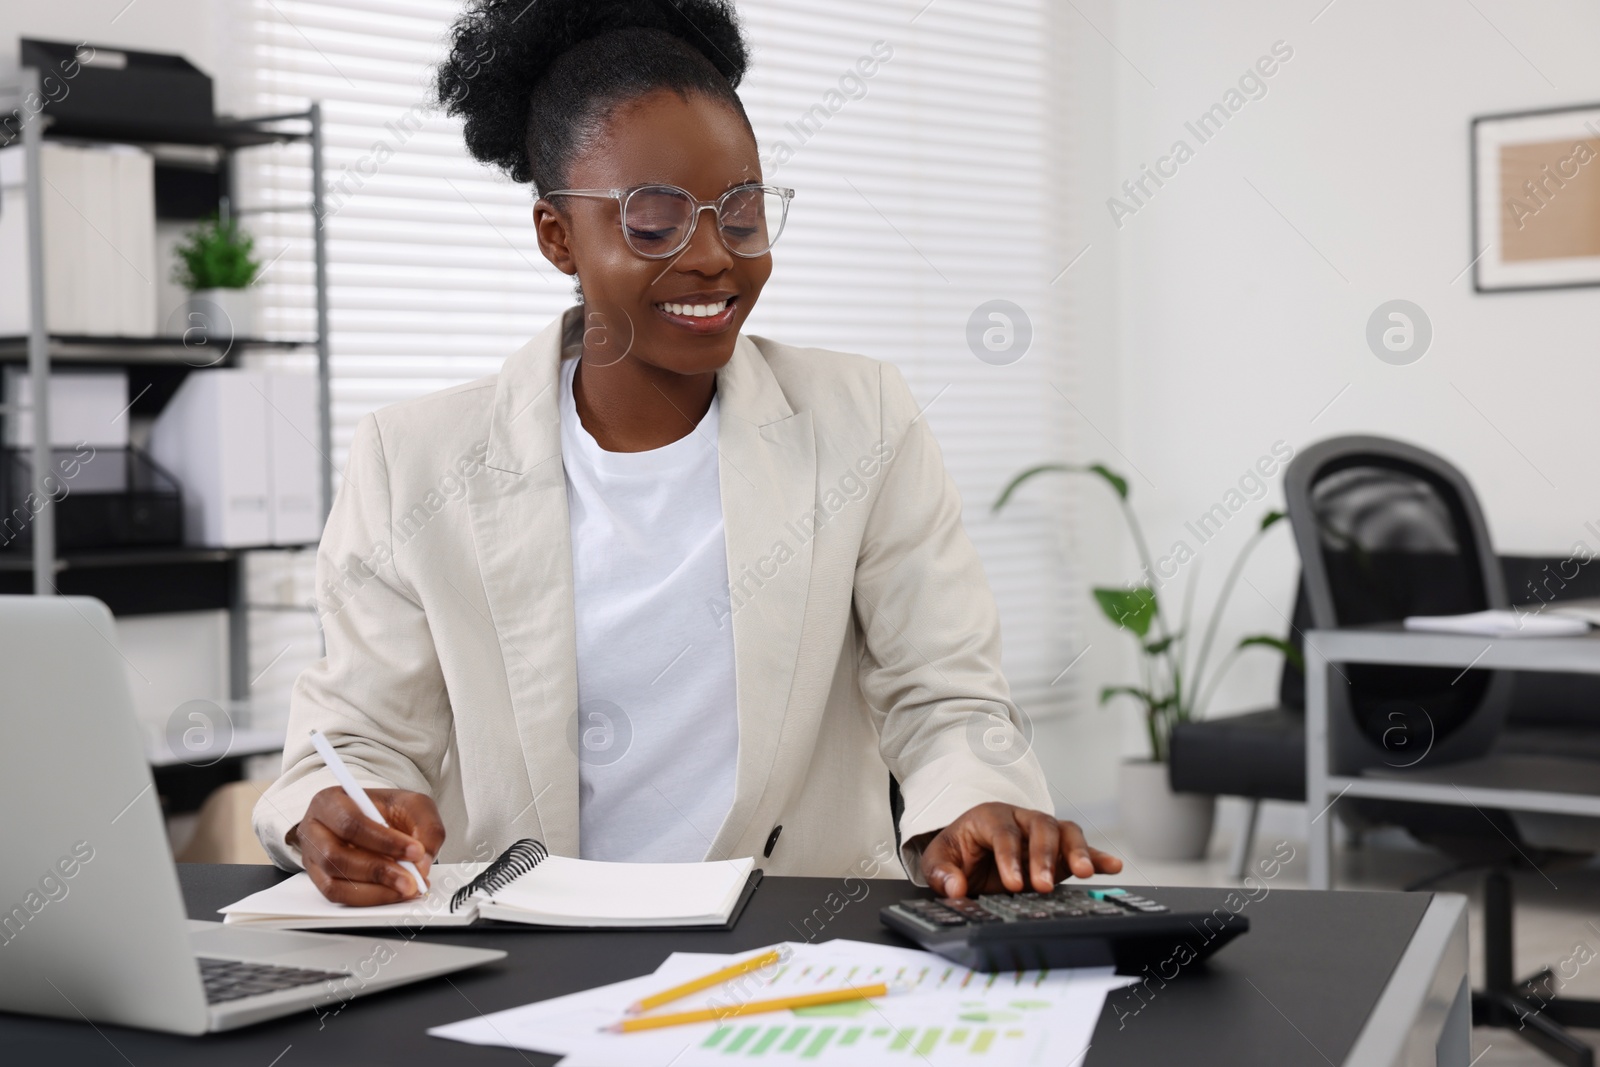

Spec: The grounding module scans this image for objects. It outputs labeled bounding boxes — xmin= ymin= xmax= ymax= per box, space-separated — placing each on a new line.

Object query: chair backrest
xmin=1284 ymin=435 xmax=1514 ymax=769
xmin=1276 ymin=575 xmax=1310 ymax=710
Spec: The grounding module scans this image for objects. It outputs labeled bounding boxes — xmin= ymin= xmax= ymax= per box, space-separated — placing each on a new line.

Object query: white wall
xmin=1022 ymin=0 xmax=1129 ymax=825
xmin=0 ymin=0 xmax=225 ymax=92
xmin=1060 ymin=0 xmax=1600 ymax=811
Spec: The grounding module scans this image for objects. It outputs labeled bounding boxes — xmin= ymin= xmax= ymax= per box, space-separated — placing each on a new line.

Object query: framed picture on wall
xmin=1472 ymin=102 xmax=1600 ymax=292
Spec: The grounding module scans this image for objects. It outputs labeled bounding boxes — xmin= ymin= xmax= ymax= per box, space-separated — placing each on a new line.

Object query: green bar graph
xmin=725 ymin=1025 xmax=759 ymax=1053
xmin=688 ymin=1019 xmax=1030 ymax=1058
xmin=801 ymin=1026 xmax=837 ymax=1058
xmin=748 ymin=1027 xmax=784 ymax=1055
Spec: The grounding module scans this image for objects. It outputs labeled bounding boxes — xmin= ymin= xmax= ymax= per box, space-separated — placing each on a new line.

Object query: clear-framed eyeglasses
xmin=540 ymin=182 xmax=795 ymax=260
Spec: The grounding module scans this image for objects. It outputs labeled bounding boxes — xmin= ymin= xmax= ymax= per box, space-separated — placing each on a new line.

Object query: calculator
xmin=880 ymin=885 xmax=1249 ymax=972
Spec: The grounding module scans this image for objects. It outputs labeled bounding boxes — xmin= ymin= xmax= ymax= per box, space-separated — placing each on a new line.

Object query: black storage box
xmin=2 ymin=446 xmax=183 ymax=551
xmin=14 ymin=37 xmax=215 ymax=144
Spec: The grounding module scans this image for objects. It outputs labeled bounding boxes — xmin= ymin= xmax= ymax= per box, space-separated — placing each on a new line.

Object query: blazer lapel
xmin=466 ymin=307 xmax=580 ymax=855
xmin=706 ymin=333 xmax=816 ymax=860
xmin=468 ymin=311 xmax=816 ymax=862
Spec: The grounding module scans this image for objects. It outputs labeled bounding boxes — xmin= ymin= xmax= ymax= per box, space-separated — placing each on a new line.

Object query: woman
xmin=254 ymin=0 xmax=1122 ymax=904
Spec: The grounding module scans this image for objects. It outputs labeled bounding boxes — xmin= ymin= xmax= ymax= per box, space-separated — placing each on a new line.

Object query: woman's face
xmin=535 ymin=88 xmax=773 ymax=376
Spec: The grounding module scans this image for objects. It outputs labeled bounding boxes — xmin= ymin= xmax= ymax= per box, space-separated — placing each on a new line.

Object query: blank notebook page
xmin=486 ymin=856 xmax=753 ymax=923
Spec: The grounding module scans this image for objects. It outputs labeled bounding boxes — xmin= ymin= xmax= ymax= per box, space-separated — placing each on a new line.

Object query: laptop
xmin=0 ymin=594 xmax=504 ymax=1034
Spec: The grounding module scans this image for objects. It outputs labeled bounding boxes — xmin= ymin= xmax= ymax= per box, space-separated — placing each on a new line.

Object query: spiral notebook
xmin=218 ymin=840 xmax=760 ymax=931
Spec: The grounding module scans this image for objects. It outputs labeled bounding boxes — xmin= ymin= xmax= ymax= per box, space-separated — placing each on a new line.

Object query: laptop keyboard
xmin=198 ymin=956 xmax=348 ymax=1004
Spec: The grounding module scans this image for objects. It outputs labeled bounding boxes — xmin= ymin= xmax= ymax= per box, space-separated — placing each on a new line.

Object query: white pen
xmin=308 ymin=729 xmax=428 ymax=897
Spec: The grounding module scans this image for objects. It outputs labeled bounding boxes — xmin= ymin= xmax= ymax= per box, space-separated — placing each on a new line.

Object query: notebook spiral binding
xmin=450 ymin=838 xmax=549 ymax=913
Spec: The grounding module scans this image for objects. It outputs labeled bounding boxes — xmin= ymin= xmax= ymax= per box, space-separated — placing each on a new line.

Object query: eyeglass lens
xmin=622 ymin=186 xmax=787 ymax=258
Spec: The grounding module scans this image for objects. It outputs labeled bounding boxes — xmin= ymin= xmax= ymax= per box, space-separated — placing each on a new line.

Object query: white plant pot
xmin=1117 ymin=758 xmax=1216 ymax=862
xmin=183 ymin=287 xmax=256 ymax=341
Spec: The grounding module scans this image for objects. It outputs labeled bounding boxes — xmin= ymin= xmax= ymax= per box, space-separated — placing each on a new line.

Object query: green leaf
xmin=1093 ymin=585 xmax=1157 ymax=638
xmin=1143 ymin=634 xmax=1178 ymax=656
xmin=992 ymin=462 xmax=1132 ymax=513
xmin=991 ymin=464 xmax=1074 ymax=514
xmin=1259 ymin=509 xmax=1286 ymax=532
xmin=1087 ymin=464 xmax=1129 ymax=501
xmin=1237 ymin=634 xmax=1304 ymax=671
xmin=170 ymin=212 xmax=262 ymax=291
xmin=1100 ymin=685 xmax=1155 ymax=708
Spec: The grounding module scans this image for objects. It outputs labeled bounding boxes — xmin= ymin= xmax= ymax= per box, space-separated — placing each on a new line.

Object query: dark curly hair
xmin=433 ymin=0 xmax=753 ymax=194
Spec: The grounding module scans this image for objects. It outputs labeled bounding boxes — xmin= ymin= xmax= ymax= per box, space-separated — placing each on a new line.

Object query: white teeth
xmin=658 ymin=299 xmax=729 ymax=318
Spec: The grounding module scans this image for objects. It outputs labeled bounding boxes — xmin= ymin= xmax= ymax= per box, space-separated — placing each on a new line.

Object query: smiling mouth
xmin=654 ymin=295 xmax=738 ymax=333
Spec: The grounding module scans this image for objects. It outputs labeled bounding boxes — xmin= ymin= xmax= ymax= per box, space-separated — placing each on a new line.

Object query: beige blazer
xmin=255 ymin=305 xmax=1051 ymax=881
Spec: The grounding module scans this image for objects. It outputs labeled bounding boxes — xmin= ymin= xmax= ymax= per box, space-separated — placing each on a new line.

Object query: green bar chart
xmin=700 ymin=1022 xmax=1025 ymax=1058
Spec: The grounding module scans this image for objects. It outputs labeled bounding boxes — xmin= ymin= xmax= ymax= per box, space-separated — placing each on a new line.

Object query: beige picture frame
xmin=1472 ymin=103 xmax=1600 ymax=292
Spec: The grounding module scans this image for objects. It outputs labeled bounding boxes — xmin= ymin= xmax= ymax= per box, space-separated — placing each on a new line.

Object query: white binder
xmin=80 ymin=146 xmax=117 ymax=336
xmin=48 ymin=142 xmax=86 ymax=334
xmin=147 ymin=368 xmax=272 ymax=547
xmin=109 ymin=145 xmax=156 ymax=336
xmin=0 ymin=142 xmax=157 ymax=337
xmin=264 ymin=372 xmax=323 ymax=544
xmin=2 ymin=369 xmax=129 ymax=449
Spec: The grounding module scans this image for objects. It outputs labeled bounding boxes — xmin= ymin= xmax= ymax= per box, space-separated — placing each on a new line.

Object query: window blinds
xmin=226 ymin=0 xmax=1080 ymax=722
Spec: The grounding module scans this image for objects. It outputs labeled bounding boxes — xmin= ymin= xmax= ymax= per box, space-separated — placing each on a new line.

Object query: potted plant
xmin=993 ymin=463 xmax=1299 ymax=861
xmin=170 ymin=208 xmax=262 ymax=340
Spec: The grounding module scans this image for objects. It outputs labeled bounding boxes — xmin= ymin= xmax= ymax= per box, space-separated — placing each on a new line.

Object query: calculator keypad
xmin=897 ymin=886 xmax=1169 ymax=928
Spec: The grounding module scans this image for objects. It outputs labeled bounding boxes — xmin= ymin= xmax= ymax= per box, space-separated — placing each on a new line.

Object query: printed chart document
xmin=429 ymin=938 xmax=1136 ymax=1066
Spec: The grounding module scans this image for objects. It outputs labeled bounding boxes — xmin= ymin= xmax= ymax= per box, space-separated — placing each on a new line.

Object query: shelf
xmin=148 ymin=727 xmax=287 ymax=768
xmin=0 ymin=335 xmax=318 ymax=364
xmin=142 ymin=698 xmax=290 ymax=768
xmin=5 ymin=61 xmax=330 ymax=706
xmin=154 ymin=757 xmax=274 ymax=815
xmin=38 ymin=115 xmax=308 ymax=151
xmin=0 ymin=543 xmax=317 ymax=617
xmin=0 ymin=543 xmax=317 ymax=572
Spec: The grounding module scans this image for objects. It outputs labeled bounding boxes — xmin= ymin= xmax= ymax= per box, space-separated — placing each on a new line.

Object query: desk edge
xmin=1341 ymin=892 xmax=1470 ymax=1067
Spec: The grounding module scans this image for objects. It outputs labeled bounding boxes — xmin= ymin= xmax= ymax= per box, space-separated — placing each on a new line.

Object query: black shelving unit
xmin=2 ymin=46 xmax=332 ymax=810
xmin=0 ymin=334 xmax=316 ymax=362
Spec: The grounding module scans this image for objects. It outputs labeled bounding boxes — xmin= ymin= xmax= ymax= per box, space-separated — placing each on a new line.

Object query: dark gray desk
xmin=0 ymin=866 xmax=1468 ymax=1066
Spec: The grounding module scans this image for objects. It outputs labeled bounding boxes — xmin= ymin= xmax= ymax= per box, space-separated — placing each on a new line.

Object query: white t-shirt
xmin=558 ymin=354 xmax=739 ymax=862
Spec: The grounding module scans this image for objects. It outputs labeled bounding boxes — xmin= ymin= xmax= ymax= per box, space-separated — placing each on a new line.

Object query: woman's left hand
xmin=917 ymin=802 xmax=1124 ymax=898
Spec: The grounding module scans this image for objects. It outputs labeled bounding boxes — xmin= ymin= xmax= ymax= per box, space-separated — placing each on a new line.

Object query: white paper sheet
xmin=1402 ymin=609 xmax=1589 ymax=637
xmin=429 ymin=939 xmax=1135 ymax=1066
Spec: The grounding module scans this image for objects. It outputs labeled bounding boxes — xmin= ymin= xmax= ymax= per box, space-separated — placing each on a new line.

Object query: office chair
xmin=1286 ymin=434 xmax=1600 ymax=1067
xmin=1171 ymin=560 xmax=1600 ymax=879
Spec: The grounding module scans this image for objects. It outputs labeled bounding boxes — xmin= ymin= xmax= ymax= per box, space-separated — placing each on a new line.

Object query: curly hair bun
xmin=435 ymin=0 xmax=752 ymax=188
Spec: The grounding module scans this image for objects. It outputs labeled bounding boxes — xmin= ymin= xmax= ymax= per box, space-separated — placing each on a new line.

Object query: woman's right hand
xmin=287 ymin=786 xmax=446 ymax=905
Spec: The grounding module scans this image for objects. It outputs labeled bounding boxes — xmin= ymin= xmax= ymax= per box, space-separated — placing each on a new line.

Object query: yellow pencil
xmin=626 ymin=949 xmax=783 ymax=1015
xmin=607 ymin=983 xmax=891 ymax=1033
